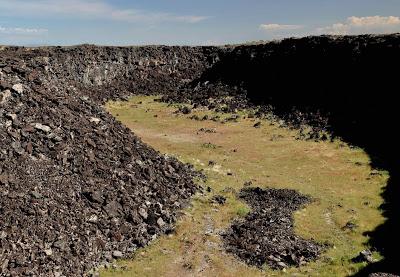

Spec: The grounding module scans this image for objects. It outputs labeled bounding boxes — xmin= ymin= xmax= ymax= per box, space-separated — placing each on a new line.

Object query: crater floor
xmin=102 ymin=96 xmax=388 ymax=277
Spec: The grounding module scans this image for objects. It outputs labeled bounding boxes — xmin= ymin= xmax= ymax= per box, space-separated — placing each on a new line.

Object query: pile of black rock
xmin=0 ymin=46 xmax=206 ymax=276
xmin=222 ymin=187 xmax=324 ymax=269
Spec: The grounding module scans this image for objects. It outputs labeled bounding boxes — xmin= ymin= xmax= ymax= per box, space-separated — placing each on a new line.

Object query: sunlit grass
xmin=101 ymin=96 xmax=388 ymax=277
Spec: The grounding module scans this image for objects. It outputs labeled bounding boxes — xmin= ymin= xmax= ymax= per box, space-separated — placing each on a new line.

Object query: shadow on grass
xmin=190 ymin=34 xmax=400 ymax=275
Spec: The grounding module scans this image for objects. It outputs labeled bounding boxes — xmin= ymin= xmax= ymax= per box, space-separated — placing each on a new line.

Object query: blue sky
xmin=1 ymin=0 xmax=400 ymax=46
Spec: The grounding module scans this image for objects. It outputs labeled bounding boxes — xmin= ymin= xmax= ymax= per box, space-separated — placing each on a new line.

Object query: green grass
xmin=101 ymin=95 xmax=388 ymax=277
xmin=236 ymin=206 xmax=251 ymax=217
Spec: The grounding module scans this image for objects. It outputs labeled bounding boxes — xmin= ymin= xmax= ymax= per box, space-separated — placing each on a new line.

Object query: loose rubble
xmin=352 ymin=250 xmax=376 ymax=264
xmin=0 ymin=46 xmax=212 ymax=276
xmin=222 ymin=187 xmax=324 ymax=269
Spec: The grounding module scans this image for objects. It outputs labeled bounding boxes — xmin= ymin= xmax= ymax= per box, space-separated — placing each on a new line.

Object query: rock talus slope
xmin=0 ymin=46 xmax=219 ymax=276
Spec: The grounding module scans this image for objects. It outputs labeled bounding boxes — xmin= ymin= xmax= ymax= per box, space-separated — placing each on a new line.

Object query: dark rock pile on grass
xmin=222 ymin=187 xmax=323 ymax=269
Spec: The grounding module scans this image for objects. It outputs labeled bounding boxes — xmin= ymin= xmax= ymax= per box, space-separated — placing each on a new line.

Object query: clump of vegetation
xmin=201 ymin=142 xmax=219 ymax=149
xmin=236 ymin=205 xmax=251 ymax=217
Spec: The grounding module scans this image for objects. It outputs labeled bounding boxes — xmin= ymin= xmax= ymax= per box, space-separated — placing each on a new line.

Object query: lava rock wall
xmin=44 ymin=45 xmax=228 ymax=101
xmin=185 ymin=35 xmax=399 ymax=162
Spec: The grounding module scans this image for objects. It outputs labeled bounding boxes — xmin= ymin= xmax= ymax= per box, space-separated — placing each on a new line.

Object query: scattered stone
xmin=5 ymin=113 xmax=17 ymax=121
xmin=0 ymin=89 xmax=11 ymax=104
xmin=104 ymin=201 xmax=122 ymax=217
xmin=138 ymin=208 xmax=148 ymax=219
xmin=199 ymin=128 xmax=216 ymax=133
xmin=342 ymin=221 xmax=358 ymax=231
xmin=33 ymin=123 xmax=51 ymax=133
xmin=211 ymin=195 xmax=226 ymax=205
xmin=277 ymin=262 xmax=287 ymax=268
xmin=369 ymin=273 xmax=399 ymax=277
xmin=253 ymin=122 xmax=262 ymax=128
xmin=88 ymin=215 xmax=98 ymax=223
xmin=89 ymin=117 xmax=101 ymax=124
xmin=178 ymin=106 xmax=191 ymax=114
xmin=352 ymin=249 xmax=376 ymax=264
xmin=84 ymin=190 xmax=103 ymax=204
xmin=112 ymin=251 xmax=124 ymax=259
xmin=157 ymin=217 xmax=166 ymax=227
xmin=243 ymin=181 xmax=252 ymax=187
xmin=44 ymin=249 xmax=53 ymax=256
xmin=12 ymin=84 xmax=23 ymax=94
xmin=11 ymin=141 xmax=24 ymax=155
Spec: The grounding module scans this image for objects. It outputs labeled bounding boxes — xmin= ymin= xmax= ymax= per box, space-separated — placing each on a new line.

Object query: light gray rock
xmin=89 ymin=117 xmax=101 ymax=124
xmin=112 ymin=251 xmax=123 ymax=259
xmin=0 ymin=89 xmax=11 ymax=104
xmin=33 ymin=123 xmax=51 ymax=133
xmin=138 ymin=208 xmax=148 ymax=219
xmin=44 ymin=249 xmax=53 ymax=256
xmin=12 ymin=84 xmax=23 ymax=94
xmin=157 ymin=217 xmax=165 ymax=227
xmin=6 ymin=113 xmax=17 ymax=121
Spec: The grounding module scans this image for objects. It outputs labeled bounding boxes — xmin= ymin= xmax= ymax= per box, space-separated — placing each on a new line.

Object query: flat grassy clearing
xmin=102 ymin=96 xmax=388 ymax=277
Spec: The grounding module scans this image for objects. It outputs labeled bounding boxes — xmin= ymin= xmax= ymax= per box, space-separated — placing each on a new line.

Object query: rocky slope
xmin=0 ymin=46 xmax=221 ymax=276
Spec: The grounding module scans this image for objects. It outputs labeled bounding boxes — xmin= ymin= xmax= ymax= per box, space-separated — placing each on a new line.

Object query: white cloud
xmin=0 ymin=0 xmax=208 ymax=24
xmin=260 ymin=24 xmax=303 ymax=31
xmin=0 ymin=26 xmax=48 ymax=35
xmin=317 ymin=16 xmax=400 ymax=35
xmin=109 ymin=10 xmax=208 ymax=24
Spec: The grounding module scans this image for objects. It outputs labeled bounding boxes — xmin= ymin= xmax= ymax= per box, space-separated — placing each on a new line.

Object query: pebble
xmin=33 ymin=123 xmax=51 ymax=133
xmin=112 ymin=251 xmax=123 ymax=259
xmin=12 ymin=84 xmax=23 ymax=94
xmin=157 ymin=217 xmax=165 ymax=227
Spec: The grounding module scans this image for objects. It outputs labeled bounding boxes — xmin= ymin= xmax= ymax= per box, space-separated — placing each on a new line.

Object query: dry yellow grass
xmin=101 ymin=96 xmax=388 ymax=277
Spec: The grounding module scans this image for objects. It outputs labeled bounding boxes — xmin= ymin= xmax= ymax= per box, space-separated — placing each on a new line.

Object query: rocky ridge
xmin=0 ymin=46 xmax=217 ymax=276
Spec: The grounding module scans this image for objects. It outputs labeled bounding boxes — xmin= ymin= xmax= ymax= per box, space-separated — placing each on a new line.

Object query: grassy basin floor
xmin=102 ymin=96 xmax=388 ymax=277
